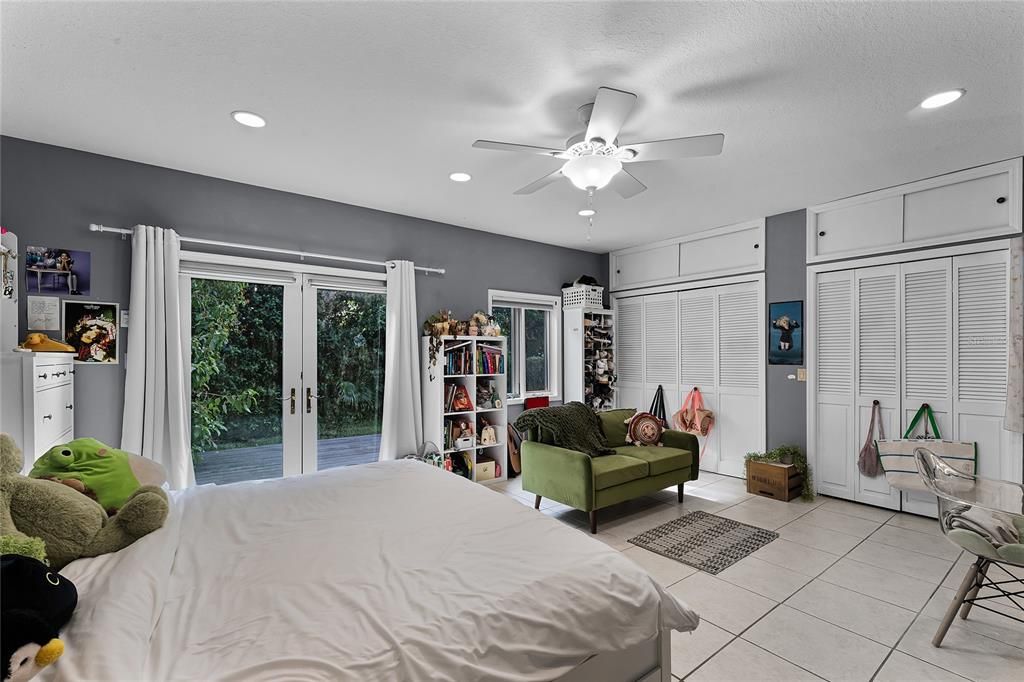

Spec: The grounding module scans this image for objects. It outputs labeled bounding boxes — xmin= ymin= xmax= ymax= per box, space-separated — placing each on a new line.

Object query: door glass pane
xmin=524 ymin=308 xmax=548 ymax=392
xmin=315 ymin=288 xmax=386 ymax=470
xmin=191 ymin=279 xmax=284 ymax=485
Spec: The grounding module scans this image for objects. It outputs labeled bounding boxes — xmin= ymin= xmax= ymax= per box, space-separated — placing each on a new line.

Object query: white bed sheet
xmin=46 ymin=460 xmax=698 ymax=681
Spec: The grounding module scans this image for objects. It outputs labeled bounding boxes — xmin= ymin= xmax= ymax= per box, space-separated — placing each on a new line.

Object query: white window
xmin=488 ymin=290 xmax=561 ymax=404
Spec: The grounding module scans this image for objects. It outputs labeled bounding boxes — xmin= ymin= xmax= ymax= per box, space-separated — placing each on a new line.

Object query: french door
xmin=181 ymin=257 xmax=386 ymax=485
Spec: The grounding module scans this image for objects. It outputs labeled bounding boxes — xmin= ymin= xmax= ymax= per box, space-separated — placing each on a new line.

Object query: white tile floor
xmin=490 ymin=473 xmax=1024 ymax=682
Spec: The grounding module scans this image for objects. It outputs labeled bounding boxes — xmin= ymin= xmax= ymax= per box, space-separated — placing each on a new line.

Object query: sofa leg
xmin=589 ymin=510 xmax=597 ymax=534
xmin=678 ymin=484 xmax=684 ymax=504
xmin=534 ymin=495 xmax=542 ymax=510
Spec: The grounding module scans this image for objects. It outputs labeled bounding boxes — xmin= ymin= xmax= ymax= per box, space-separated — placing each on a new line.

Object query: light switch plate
xmin=797 ymin=368 xmax=807 ymax=382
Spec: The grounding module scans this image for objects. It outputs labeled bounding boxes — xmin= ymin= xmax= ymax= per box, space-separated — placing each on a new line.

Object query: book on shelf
xmin=444 ymin=345 xmax=473 ymax=375
xmin=476 ymin=345 xmax=505 ymax=375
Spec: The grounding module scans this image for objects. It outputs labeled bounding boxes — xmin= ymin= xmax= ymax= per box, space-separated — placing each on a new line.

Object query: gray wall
xmin=1 ymin=136 xmax=605 ymax=444
xmin=764 ymin=209 xmax=808 ymax=450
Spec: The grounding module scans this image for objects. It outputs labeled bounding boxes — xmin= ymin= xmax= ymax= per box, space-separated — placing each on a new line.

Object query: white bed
xmin=44 ymin=460 xmax=698 ymax=681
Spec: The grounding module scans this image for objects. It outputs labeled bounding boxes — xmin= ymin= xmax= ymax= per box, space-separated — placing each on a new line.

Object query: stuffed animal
xmin=1 ymin=554 xmax=77 ymax=682
xmin=30 ymin=438 xmax=167 ymax=514
xmin=0 ymin=434 xmax=169 ymax=570
xmin=17 ymin=334 xmax=74 ymax=353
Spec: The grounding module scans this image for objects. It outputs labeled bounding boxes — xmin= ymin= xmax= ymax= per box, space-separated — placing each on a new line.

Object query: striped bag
xmin=876 ymin=403 xmax=977 ymax=493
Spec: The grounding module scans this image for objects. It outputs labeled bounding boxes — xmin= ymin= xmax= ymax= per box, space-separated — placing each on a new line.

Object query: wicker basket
xmin=562 ymin=284 xmax=604 ymax=308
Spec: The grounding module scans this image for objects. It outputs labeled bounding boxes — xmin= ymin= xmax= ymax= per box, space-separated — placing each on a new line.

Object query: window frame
xmin=488 ymin=289 xmax=562 ymax=405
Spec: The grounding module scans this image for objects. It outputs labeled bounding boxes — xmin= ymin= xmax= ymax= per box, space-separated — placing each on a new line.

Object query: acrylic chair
xmin=914 ymin=447 xmax=1024 ymax=647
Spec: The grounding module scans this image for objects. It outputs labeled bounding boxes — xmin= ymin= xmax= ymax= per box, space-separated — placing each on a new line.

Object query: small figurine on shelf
xmin=476 ymin=382 xmax=494 ymax=409
xmin=479 ymin=418 xmax=498 ymax=446
xmin=470 ymin=310 xmax=490 ymax=336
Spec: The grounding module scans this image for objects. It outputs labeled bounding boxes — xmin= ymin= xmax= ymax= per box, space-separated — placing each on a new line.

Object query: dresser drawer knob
xmin=38 ymin=373 xmax=48 ymax=379
xmin=996 ymin=196 xmax=1007 ymax=204
xmin=818 ymin=230 xmax=826 ymax=237
xmin=42 ymin=414 xmax=52 ymax=421
xmin=66 ymin=404 xmax=73 ymax=410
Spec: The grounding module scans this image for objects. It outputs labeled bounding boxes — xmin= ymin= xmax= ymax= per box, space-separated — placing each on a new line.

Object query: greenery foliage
xmin=745 ymin=444 xmax=815 ymax=501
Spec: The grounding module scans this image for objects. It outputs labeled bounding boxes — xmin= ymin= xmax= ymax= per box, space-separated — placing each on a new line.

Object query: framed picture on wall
xmin=768 ymin=300 xmax=803 ymax=366
xmin=62 ymin=300 xmax=119 ymax=364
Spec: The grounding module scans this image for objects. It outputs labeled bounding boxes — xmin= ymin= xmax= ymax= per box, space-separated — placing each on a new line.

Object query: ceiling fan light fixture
xmin=561 ymin=155 xmax=622 ymax=190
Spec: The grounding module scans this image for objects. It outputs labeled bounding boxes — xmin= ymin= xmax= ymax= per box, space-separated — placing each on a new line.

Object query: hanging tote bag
xmin=857 ymin=400 xmax=886 ymax=478
xmin=673 ymin=387 xmax=715 ymax=438
xmin=876 ymin=403 xmax=977 ymax=492
xmin=649 ymin=385 xmax=668 ymax=427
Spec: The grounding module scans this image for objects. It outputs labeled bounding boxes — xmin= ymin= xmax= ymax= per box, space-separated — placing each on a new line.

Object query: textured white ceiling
xmin=2 ymin=1 xmax=1022 ymax=252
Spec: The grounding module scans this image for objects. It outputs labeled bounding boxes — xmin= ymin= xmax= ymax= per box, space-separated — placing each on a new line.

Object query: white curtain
xmin=121 ymin=225 xmax=194 ymax=488
xmin=1006 ymin=237 xmax=1024 ymax=433
xmin=379 ymin=260 xmax=423 ymax=460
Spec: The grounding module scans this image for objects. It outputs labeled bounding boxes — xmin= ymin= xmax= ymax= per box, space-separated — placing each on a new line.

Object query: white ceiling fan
xmin=473 ymin=86 xmax=725 ymax=199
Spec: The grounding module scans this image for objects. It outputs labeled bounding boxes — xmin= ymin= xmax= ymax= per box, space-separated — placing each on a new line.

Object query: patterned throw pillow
xmin=625 ymin=412 xmax=663 ymax=447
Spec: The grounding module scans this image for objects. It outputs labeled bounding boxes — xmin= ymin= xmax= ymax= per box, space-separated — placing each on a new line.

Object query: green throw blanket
xmin=514 ymin=402 xmax=615 ymax=457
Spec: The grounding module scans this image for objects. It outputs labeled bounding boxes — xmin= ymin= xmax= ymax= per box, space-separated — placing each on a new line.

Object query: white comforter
xmin=46 ymin=460 xmax=698 ymax=681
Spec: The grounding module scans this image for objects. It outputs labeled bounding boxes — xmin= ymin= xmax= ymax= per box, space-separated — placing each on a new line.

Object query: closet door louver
xmin=643 ymin=293 xmax=678 ymax=384
xmin=679 ymin=293 xmax=716 ymax=389
xmin=616 ymin=297 xmax=644 ymax=385
xmin=903 ymin=265 xmax=951 ymax=401
xmin=857 ymin=272 xmax=898 ymax=395
xmin=956 ymin=259 xmax=1008 ymax=402
xmin=817 ymin=276 xmax=854 ymax=395
xmin=718 ymin=287 xmax=759 ymax=389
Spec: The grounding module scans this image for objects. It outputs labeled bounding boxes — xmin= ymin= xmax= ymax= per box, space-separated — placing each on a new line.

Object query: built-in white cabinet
xmin=810 ymin=247 xmax=1021 ymax=516
xmin=22 ymin=352 xmax=75 ymax=468
xmin=614 ymin=279 xmax=764 ymax=478
xmin=610 ymin=220 xmax=765 ymax=291
xmin=808 ymin=158 xmax=1022 ymax=263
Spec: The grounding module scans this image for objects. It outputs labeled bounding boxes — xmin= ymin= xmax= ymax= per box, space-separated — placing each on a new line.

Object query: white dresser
xmin=22 ymin=352 xmax=75 ymax=466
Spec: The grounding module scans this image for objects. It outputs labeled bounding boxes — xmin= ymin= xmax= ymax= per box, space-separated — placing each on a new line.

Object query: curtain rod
xmin=88 ymin=224 xmax=445 ymax=275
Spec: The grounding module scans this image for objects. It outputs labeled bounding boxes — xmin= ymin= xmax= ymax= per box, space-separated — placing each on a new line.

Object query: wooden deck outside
xmin=194 ymin=433 xmax=381 ymax=485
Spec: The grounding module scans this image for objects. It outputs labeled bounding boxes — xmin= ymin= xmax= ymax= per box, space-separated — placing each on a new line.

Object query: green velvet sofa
xmin=521 ymin=408 xmax=699 ymax=533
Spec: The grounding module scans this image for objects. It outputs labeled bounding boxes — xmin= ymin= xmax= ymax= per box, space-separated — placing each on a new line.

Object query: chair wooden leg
xmin=534 ymin=495 xmax=542 ymax=510
xmin=959 ymin=558 xmax=989 ymax=620
xmin=933 ymin=558 xmax=981 ymax=647
xmin=589 ymin=510 xmax=597 ymax=534
xmin=678 ymin=484 xmax=684 ymax=504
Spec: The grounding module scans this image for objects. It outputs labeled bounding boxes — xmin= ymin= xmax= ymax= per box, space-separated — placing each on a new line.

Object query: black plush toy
xmin=1 ymin=554 xmax=77 ymax=682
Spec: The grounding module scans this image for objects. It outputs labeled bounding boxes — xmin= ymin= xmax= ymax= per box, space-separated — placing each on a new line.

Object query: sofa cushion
xmin=614 ymin=446 xmax=693 ymax=476
xmin=591 ymin=454 xmax=649 ymax=490
xmin=597 ymin=408 xmax=637 ymax=448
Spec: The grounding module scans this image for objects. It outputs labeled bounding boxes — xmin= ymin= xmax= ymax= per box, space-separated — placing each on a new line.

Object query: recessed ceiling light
xmin=920 ymin=89 xmax=965 ymax=110
xmin=449 ymin=172 xmax=472 ymax=182
xmin=231 ymin=110 xmax=266 ymax=128
xmin=578 ymin=209 xmax=596 ymax=217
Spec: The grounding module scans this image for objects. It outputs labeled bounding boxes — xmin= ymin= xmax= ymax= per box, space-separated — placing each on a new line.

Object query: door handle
xmin=306 ymin=387 xmax=320 ymax=414
xmin=282 ymin=388 xmax=296 ymax=414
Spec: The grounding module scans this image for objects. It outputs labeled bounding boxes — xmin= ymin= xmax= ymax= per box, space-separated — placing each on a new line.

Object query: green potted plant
xmin=422 ymin=309 xmax=453 ymax=380
xmin=745 ymin=444 xmax=814 ymax=501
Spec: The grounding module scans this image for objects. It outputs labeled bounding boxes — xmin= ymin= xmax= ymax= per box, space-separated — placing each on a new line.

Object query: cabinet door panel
xmin=904 ymin=171 xmax=1012 ymax=243
xmin=817 ymin=401 xmax=853 ymax=496
xmin=613 ymin=245 xmax=679 ymax=289
xmin=717 ymin=392 xmax=759 ymax=478
xmin=815 ymin=196 xmax=903 ymax=257
xmin=679 ymin=226 xmax=761 ymax=278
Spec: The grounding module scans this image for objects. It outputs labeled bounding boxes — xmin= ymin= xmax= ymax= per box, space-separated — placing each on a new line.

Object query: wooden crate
xmin=746 ymin=461 xmax=803 ymax=502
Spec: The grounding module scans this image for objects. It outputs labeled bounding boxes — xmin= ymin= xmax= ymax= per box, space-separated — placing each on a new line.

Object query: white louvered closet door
xmin=716 ymin=281 xmax=763 ymax=477
xmin=815 ymin=270 xmax=856 ymax=499
xmin=643 ymin=293 xmax=680 ymax=419
xmin=901 ymin=258 xmax=953 ymax=516
xmin=953 ymin=251 xmax=1019 ymax=482
xmin=615 ymin=296 xmax=644 ymax=412
xmin=679 ymin=289 xmax=719 ymax=471
xmin=853 ymin=266 xmax=901 ymax=509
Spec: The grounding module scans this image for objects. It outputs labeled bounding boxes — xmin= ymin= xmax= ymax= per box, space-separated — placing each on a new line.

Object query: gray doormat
xmin=628 ymin=510 xmax=779 ymax=574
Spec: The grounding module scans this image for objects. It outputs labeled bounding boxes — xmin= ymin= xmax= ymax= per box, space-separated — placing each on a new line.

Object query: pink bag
xmin=674 ymin=388 xmax=714 ymax=438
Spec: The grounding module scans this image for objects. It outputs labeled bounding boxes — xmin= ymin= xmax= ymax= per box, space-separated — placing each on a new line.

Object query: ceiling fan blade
xmin=585 ymin=87 xmax=637 ymax=145
xmin=473 ymin=140 xmax=567 ymax=158
xmin=513 ymin=169 xmax=565 ymax=195
xmin=608 ymin=169 xmax=646 ymax=199
xmin=620 ymin=133 xmax=725 ymax=162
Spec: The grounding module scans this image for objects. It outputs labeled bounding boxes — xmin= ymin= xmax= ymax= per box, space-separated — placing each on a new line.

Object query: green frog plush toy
xmin=0 ymin=434 xmax=168 ymax=570
xmin=30 ymin=438 xmax=166 ymax=514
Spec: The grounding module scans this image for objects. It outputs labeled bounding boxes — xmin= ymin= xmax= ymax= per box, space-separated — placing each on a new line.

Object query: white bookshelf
xmin=421 ymin=335 xmax=508 ymax=485
xmin=563 ymin=308 xmax=616 ymax=409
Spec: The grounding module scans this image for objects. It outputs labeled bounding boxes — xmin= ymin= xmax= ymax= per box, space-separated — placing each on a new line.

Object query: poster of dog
xmin=63 ymin=301 xmax=119 ymax=364
xmin=768 ymin=300 xmax=803 ymax=366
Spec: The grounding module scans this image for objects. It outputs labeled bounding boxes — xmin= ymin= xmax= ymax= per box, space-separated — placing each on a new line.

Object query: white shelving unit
xmin=421 ymin=335 xmax=508 ymax=485
xmin=563 ymin=308 xmax=616 ymax=409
